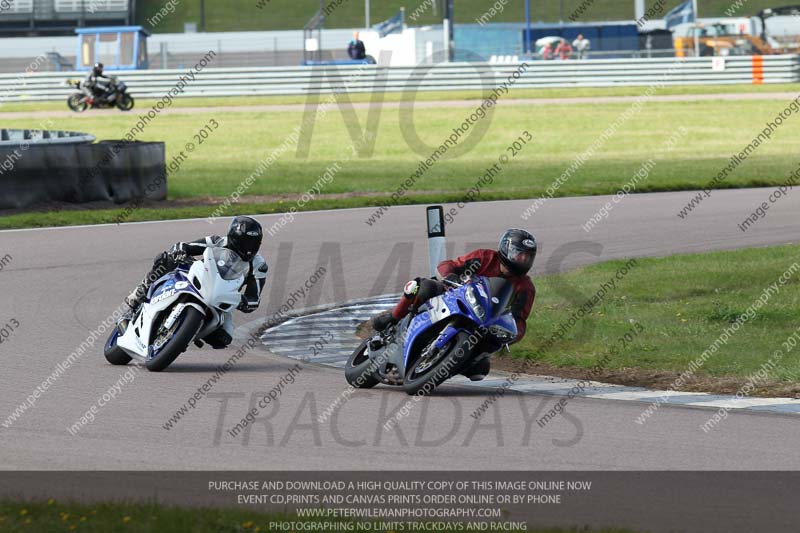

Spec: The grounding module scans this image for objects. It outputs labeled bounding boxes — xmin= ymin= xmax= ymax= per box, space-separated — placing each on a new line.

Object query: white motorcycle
xmin=104 ymin=247 xmax=249 ymax=371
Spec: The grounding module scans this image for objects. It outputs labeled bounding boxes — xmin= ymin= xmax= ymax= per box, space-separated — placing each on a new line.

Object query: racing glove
xmin=444 ymin=273 xmax=461 ymax=287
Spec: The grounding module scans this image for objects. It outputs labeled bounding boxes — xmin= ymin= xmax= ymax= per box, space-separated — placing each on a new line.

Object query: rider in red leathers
xmin=372 ymin=229 xmax=537 ymax=380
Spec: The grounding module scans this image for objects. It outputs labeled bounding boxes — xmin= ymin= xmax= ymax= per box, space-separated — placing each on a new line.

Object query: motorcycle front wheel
xmin=67 ymin=94 xmax=88 ymax=113
xmin=145 ymin=306 xmax=204 ymax=372
xmin=402 ymin=331 xmax=471 ymax=396
xmin=116 ymin=94 xmax=134 ymax=111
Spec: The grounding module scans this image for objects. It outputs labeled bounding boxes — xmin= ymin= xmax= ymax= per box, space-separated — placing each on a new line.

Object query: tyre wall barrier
xmin=0 ymin=135 xmax=166 ymax=210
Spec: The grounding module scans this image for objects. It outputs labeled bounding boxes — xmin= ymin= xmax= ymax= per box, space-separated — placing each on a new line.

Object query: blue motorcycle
xmin=345 ymin=276 xmax=518 ymax=395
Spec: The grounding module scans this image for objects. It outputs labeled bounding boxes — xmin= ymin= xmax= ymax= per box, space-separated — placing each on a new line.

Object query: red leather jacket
xmin=437 ymin=249 xmax=535 ymax=342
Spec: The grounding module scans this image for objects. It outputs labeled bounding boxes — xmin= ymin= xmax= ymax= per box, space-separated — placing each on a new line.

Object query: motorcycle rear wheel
xmin=145 ymin=306 xmax=204 ymax=372
xmin=344 ymin=339 xmax=380 ymax=389
xmin=67 ymin=94 xmax=88 ymax=113
xmin=117 ymin=94 xmax=134 ymax=111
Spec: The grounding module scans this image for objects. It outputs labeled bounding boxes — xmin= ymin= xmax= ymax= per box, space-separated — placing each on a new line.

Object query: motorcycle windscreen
xmin=486 ymin=277 xmax=513 ymax=317
xmin=210 ymin=247 xmax=249 ymax=281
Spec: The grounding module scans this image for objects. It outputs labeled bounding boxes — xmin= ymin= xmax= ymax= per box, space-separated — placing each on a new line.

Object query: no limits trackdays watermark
xmin=209 ymin=390 xmax=584 ymax=449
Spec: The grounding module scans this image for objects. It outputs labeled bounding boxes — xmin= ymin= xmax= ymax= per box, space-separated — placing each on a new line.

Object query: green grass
xmin=517 ymin=244 xmax=800 ymax=381
xmin=0 ymin=500 xmax=627 ymax=533
xmin=1 ymin=83 xmax=798 ymax=114
xmin=0 ymin=194 xmax=515 ymax=230
xmin=3 ymin=88 xmax=800 ymax=229
xmin=135 ymin=0 xmax=781 ymax=32
xmin=0 ymin=500 xmax=308 ymax=533
xmin=5 ymin=94 xmax=800 ymax=202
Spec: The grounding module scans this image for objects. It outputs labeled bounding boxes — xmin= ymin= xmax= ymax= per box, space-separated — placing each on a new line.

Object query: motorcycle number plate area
xmin=427 ymin=295 xmax=451 ymax=323
xmin=152 ymin=288 xmax=176 ymax=304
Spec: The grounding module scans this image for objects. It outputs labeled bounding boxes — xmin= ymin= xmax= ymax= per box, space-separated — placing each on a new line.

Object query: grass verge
xmin=133 ymin=0 xmax=786 ymax=32
xmin=0 ymin=192 xmax=501 ymax=230
xmin=2 ymin=92 xmax=800 ymax=229
xmin=2 ymin=83 xmax=799 ymax=114
xmin=0 ymin=499 xmax=626 ymax=532
xmin=509 ymin=244 xmax=800 ymax=396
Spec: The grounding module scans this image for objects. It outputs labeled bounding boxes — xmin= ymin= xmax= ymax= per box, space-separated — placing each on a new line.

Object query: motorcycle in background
xmin=66 ymin=78 xmax=135 ymax=112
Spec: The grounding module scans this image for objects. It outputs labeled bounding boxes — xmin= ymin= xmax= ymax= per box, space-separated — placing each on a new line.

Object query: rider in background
xmin=372 ymin=229 xmax=537 ymax=380
xmin=119 ymin=216 xmax=268 ymax=349
xmin=83 ymin=62 xmax=114 ymax=102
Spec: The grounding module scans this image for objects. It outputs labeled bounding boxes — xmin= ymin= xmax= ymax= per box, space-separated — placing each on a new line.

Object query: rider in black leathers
xmin=119 ymin=216 xmax=268 ymax=349
xmin=83 ymin=63 xmax=115 ymax=103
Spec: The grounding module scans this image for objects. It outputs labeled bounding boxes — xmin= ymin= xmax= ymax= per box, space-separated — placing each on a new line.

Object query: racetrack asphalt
xmin=0 ymin=187 xmax=798 ymax=470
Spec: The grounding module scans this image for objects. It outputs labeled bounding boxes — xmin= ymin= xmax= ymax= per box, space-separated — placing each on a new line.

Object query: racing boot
xmin=371 ymin=279 xmax=424 ymax=333
xmin=371 ymin=313 xmax=398 ymax=333
xmin=118 ymin=281 xmax=148 ymax=333
xmin=460 ymin=356 xmax=490 ymax=382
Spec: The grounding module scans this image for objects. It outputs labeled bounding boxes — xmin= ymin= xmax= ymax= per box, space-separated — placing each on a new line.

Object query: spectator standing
xmin=348 ymin=31 xmax=366 ymax=60
xmin=572 ymin=34 xmax=591 ymax=59
xmin=555 ymin=39 xmax=573 ymax=60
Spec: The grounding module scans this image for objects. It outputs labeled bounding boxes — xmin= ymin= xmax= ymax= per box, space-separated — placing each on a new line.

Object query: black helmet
xmin=93 ymin=62 xmax=104 ymax=76
xmin=226 ymin=216 xmax=262 ymax=261
xmin=498 ymin=228 xmax=537 ymax=276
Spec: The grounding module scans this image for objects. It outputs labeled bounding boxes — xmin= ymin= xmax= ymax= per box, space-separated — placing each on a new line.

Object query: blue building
xmin=75 ymin=26 xmax=150 ymax=71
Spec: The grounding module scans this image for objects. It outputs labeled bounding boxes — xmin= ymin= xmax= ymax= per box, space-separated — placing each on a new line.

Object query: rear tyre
xmin=402 ymin=331 xmax=471 ymax=396
xmin=145 ymin=307 xmax=204 ymax=372
xmin=116 ymin=94 xmax=134 ymax=111
xmin=67 ymin=94 xmax=88 ymax=113
xmin=344 ymin=339 xmax=380 ymax=389
xmin=104 ymin=327 xmax=132 ymax=365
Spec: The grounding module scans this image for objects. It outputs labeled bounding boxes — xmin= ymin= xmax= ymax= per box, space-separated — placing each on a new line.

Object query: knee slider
xmin=204 ymin=329 xmax=233 ymax=349
xmin=402 ymin=278 xmax=421 ymax=299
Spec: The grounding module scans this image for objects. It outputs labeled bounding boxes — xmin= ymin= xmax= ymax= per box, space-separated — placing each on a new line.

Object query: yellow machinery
xmin=674 ymin=8 xmax=800 ymax=57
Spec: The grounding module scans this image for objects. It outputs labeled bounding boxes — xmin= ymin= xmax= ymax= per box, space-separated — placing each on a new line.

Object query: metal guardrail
xmin=0 ymin=55 xmax=797 ymax=102
xmin=0 ymin=0 xmax=128 ymax=15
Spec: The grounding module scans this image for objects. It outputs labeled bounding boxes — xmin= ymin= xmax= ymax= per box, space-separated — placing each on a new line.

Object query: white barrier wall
xmin=0 ymin=55 xmax=797 ymax=102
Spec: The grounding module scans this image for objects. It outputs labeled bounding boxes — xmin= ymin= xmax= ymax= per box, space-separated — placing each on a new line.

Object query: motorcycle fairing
xmin=402 ymin=277 xmax=518 ymax=368
xmin=117 ymin=270 xmax=204 ymax=360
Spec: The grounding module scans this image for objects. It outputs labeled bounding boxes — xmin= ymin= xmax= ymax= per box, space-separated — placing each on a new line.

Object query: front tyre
xmin=116 ymin=94 xmax=134 ymax=111
xmin=344 ymin=339 xmax=380 ymax=389
xmin=402 ymin=331 xmax=471 ymax=396
xmin=67 ymin=94 xmax=88 ymax=113
xmin=145 ymin=307 xmax=204 ymax=372
xmin=104 ymin=327 xmax=132 ymax=365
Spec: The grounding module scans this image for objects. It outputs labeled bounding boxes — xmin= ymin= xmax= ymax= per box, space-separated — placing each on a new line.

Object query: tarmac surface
xmin=0 ymin=188 xmax=799 ymax=470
